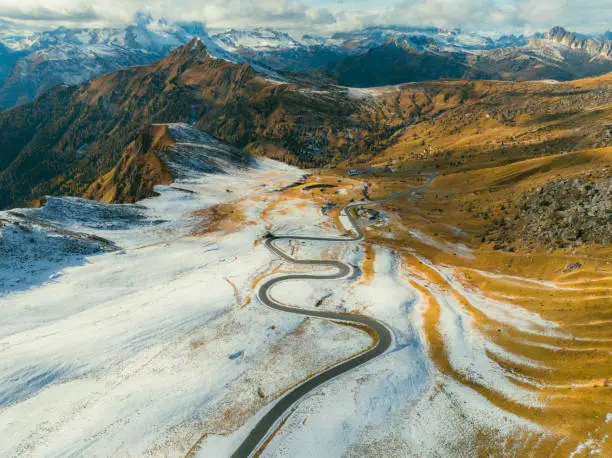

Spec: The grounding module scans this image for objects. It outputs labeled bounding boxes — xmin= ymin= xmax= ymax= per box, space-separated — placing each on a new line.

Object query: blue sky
xmin=0 ymin=0 xmax=609 ymax=36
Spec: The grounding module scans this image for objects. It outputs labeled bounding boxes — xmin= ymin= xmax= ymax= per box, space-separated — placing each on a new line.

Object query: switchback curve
xmin=231 ymin=173 xmax=435 ymax=457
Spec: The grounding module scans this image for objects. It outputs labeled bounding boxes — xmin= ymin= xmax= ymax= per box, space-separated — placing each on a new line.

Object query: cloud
xmin=0 ymin=5 xmax=101 ymax=22
xmin=510 ymin=0 xmax=612 ymax=35
xmin=326 ymin=0 xmax=610 ymax=36
xmin=0 ymin=0 xmax=609 ymax=36
xmin=190 ymin=0 xmax=338 ymax=30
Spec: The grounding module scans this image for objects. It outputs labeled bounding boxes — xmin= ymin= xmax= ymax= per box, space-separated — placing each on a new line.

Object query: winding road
xmin=231 ymin=173 xmax=435 ymax=458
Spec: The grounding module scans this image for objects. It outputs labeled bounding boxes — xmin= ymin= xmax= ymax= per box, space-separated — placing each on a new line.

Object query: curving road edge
xmin=230 ymin=173 xmax=435 ymax=458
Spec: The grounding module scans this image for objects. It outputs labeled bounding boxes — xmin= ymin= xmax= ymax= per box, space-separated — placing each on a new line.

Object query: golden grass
xmin=306 ymin=145 xmax=612 ymax=455
xmin=191 ymin=202 xmax=251 ymax=235
xmin=404 ymin=251 xmax=611 ymax=455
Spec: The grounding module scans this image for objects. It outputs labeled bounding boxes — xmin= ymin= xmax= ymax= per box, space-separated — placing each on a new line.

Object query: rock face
xmin=545 ymin=26 xmax=612 ymax=59
xmin=213 ymin=28 xmax=302 ymax=52
xmin=490 ymin=171 xmax=612 ymax=249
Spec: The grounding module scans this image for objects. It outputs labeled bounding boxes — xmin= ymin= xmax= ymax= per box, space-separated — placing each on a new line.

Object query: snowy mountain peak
xmin=134 ymin=12 xmax=155 ymax=28
xmin=543 ymin=26 xmax=612 ymax=59
xmin=212 ymin=28 xmax=301 ymax=52
xmin=387 ymin=35 xmax=441 ymax=53
xmin=0 ymin=17 xmax=241 ymax=107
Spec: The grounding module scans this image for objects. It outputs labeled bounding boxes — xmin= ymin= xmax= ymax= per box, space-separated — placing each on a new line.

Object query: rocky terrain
xmin=487 ymin=169 xmax=611 ymax=249
xmin=1 ymin=21 xmax=611 ymax=108
xmin=546 ymin=26 xmax=612 ymax=59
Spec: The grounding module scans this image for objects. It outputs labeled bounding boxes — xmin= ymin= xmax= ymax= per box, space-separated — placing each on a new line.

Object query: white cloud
xmin=0 ymin=0 xmax=609 ymax=36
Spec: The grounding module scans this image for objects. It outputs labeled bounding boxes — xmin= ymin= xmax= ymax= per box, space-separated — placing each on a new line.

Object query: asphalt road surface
xmin=231 ymin=173 xmax=435 ymax=457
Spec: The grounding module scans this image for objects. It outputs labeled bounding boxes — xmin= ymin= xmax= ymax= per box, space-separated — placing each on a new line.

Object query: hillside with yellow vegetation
xmin=291 ymin=143 xmax=611 ymax=454
xmin=294 ymin=77 xmax=611 ymax=453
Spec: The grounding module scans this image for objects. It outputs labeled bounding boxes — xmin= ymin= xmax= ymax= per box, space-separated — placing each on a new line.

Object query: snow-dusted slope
xmin=212 ymin=28 xmax=302 ymax=52
xmin=0 ymin=130 xmax=358 ymax=456
xmin=0 ymin=123 xmax=559 ymax=456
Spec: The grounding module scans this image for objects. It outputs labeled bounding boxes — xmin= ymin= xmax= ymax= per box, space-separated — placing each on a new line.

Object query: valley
xmin=1 ymin=119 xmax=610 ymax=456
xmin=0 ymin=15 xmax=610 ymax=458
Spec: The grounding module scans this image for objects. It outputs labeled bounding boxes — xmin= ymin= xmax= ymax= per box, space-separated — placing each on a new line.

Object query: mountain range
xmin=0 ymin=13 xmax=234 ymax=107
xmin=0 ymin=17 xmax=611 ymax=108
xmin=0 ymin=38 xmax=359 ymax=208
xmin=0 ymin=35 xmax=610 ymax=210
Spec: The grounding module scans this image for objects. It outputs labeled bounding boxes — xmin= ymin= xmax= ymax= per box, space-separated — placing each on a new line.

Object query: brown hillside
xmin=0 ymin=37 xmax=610 ymax=209
xmin=84 ymin=124 xmax=175 ymax=203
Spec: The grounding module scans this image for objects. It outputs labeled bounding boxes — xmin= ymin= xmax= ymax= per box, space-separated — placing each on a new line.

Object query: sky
xmin=0 ymin=0 xmax=609 ymax=36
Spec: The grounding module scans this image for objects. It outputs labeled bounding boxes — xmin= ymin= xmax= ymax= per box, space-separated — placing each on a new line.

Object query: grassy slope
xmin=349 ymin=75 xmax=611 ymax=172
xmin=302 ymin=150 xmax=612 ymax=454
xmin=297 ymin=75 xmax=612 ymax=454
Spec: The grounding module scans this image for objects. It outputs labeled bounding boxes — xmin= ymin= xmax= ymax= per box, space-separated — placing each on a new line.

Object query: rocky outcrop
xmin=488 ymin=170 xmax=612 ymax=249
xmin=545 ymin=26 xmax=612 ymax=59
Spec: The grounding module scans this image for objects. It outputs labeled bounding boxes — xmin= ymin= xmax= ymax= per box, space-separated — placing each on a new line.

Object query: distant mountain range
xmin=214 ymin=25 xmax=612 ymax=86
xmin=0 ymin=13 xmax=234 ymax=107
xmin=0 ymin=16 xmax=610 ymax=108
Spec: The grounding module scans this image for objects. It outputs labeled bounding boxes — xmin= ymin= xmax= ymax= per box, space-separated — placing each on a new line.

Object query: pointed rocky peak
xmin=546 ymin=26 xmax=570 ymax=40
xmin=134 ymin=12 xmax=154 ymax=28
xmin=160 ymin=37 xmax=209 ymax=66
xmin=185 ymin=37 xmax=207 ymax=53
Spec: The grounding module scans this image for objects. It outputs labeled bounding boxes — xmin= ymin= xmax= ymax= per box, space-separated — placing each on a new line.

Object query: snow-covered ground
xmin=262 ymin=246 xmax=542 ymax=456
xmin=1 ymin=128 xmax=550 ymax=456
xmin=0 ymin=146 xmax=371 ymax=456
